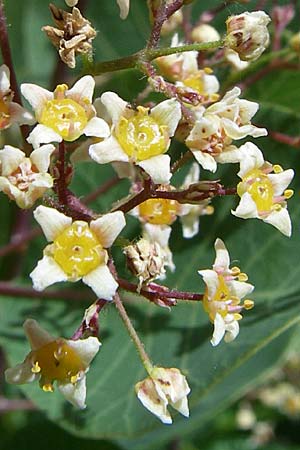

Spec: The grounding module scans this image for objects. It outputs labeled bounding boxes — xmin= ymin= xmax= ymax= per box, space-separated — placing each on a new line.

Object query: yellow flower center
xmin=203 ymin=275 xmax=232 ymax=322
xmin=39 ymin=98 xmax=88 ymax=141
xmin=30 ymin=340 xmax=84 ymax=391
xmin=53 ymin=222 xmax=106 ymax=278
xmin=0 ymin=98 xmax=10 ymax=129
xmin=183 ymin=73 xmax=205 ymax=94
xmin=238 ymin=168 xmax=274 ymax=213
xmin=139 ymin=198 xmax=179 ymax=225
xmin=115 ymin=107 xmax=168 ymax=161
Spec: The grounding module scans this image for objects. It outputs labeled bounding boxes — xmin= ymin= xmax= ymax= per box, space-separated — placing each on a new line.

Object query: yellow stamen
xmin=71 ymin=374 xmax=80 ymax=384
xmin=284 ymin=189 xmax=294 ymax=199
xmin=243 ymin=299 xmax=254 ymax=310
xmin=234 ymin=313 xmax=243 ymax=321
xmin=231 ymin=266 xmax=241 ymax=276
xmin=204 ymin=67 xmax=213 ymax=74
xmin=238 ymin=272 xmax=248 ymax=282
xmin=273 ymin=164 xmax=283 ymax=173
xmin=42 ymin=383 xmax=54 ymax=392
xmin=31 ymin=361 xmax=41 ymax=373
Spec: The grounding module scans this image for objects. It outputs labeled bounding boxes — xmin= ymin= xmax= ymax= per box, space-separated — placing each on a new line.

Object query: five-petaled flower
xmin=185 ymin=86 xmax=267 ymax=172
xmin=30 ymin=206 xmax=126 ymax=300
xmin=5 ymin=319 xmax=100 ymax=409
xmin=0 ymin=64 xmax=35 ymax=131
xmin=232 ymin=142 xmax=294 ymax=236
xmin=135 ymin=366 xmax=190 ymax=424
xmin=21 ymin=75 xmax=110 ymax=148
xmin=199 ymin=238 xmax=254 ymax=346
xmin=88 ymin=92 xmax=181 ymax=184
xmin=0 ymin=144 xmax=55 ymax=209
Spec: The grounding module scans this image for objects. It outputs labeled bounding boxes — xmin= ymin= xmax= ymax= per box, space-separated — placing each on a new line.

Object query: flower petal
xmin=30 ymin=255 xmax=68 ymax=291
xmin=23 ymin=318 xmax=54 ymax=349
xmin=9 ymin=102 xmax=36 ymax=126
xmin=83 ymin=117 xmax=110 ymax=138
xmin=263 ymin=207 xmax=292 ymax=237
xmin=5 ymin=361 xmax=38 ymax=385
xmin=21 ymin=83 xmax=53 ymax=114
xmin=180 ymin=212 xmax=200 ymax=239
xmin=211 ymin=313 xmax=226 ymax=346
xmin=190 ymin=149 xmax=217 ymax=173
xmin=150 ymin=98 xmax=182 ymax=136
xmin=0 ymin=145 xmax=25 ymax=176
xmin=268 ymin=169 xmax=294 ymax=196
xmin=30 ymin=144 xmax=55 ymax=173
xmin=232 ymin=192 xmax=259 ymax=219
xmin=89 ymin=136 xmax=129 ymax=164
xmin=67 ymin=337 xmax=101 ymax=367
xmin=198 ymin=269 xmax=219 ymax=299
xmin=229 ymin=280 xmax=254 ymax=298
xmin=135 ymin=377 xmax=172 ymax=424
xmin=117 ymin=0 xmax=130 ymax=19
xmin=57 ymin=376 xmax=87 ymax=409
xmin=101 ymin=91 xmax=128 ymax=125
xmin=137 ymin=154 xmax=171 ymax=184
xmin=237 ymin=142 xmax=264 ymax=177
xmin=224 ymin=319 xmax=239 ymax=343
xmin=67 ymin=75 xmax=95 ymax=103
xmin=0 ymin=64 xmax=10 ymax=92
xmin=82 ymin=264 xmax=118 ymax=300
xmin=27 ymin=124 xmax=62 ymax=149
xmin=33 ymin=205 xmax=72 ymax=241
xmin=213 ymin=238 xmax=230 ymax=272
xmin=90 ymin=211 xmax=126 ymax=248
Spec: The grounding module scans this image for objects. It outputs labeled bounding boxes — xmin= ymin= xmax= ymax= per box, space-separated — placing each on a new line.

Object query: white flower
xmin=0 ymin=144 xmax=55 ymax=208
xmin=186 ymin=87 xmax=267 ymax=172
xmin=135 ymin=367 xmax=190 ymax=424
xmin=5 ymin=319 xmax=100 ymax=409
xmin=178 ymin=163 xmax=214 ymax=238
xmin=224 ymin=48 xmax=249 ymax=71
xmin=0 ymin=65 xmax=35 ymax=130
xmin=30 ymin=206 xmax=126 ymax=300
xmin=89 ymin=92 xmax=181 ymax=184
xmin=226 ymin=11 xmax=271 ymax=61
xmin=117 ymin=0 xmax=130 ymax=19
xmin=199 ymin=238 xmax=254 ymax=346
xmin=232 ymin=142 xmax=294 ymax=237
xmin=21 ymin=76 xmax=110 ymax=148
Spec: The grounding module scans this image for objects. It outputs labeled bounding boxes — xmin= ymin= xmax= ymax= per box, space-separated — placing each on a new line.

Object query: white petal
xmin=0 ymin=64 xmax=10 ymax=92
xmin=232 ymin=192 xmax=259 ymax=219
xmin=228 ymin=280 xmax=254 ymax=298
xmin=213 ymin=238 xmax=230 ymax=271
xmin=263 ymin=208 xmax=292 ymax=237
xmin=90 ymin=211 xmax=126 ymax=248
xmin=191 ymin=149 xmax=217 ymax=173
xmin=57 ymin=376 xmax=87 ymax=409
xmin=67 ymin=337 xmax=101 ymax=367
xmin=172 ymin=396 xmax=189 ymax=418
xmin=23 ymin=318 xmax=54 ymax=349
xmin=222 ymin=118 xmax=267 ymax=139
xmin=30 ymin=144 xmax=55 ymax=172
xmin=30 ymin=255 xmax=68 ymax=291
xmin=83 ymin=117 xmax=110 ymax=138
xmin=224 ymin=319 xmax=239 ymax=343
xmin=82 ymin=265 xmax=118 ymax=300
xmin=5 ymin=361 xmax=38 ymax=385
xmin=137 ymin=154 xmax=171 ymax=184
xmin=117 ymin=0 xmax=130 ymax=19
xmin=211 ymin=313 xmax=226 ymax=346
xmin=135 ymin=378 xmax=172 ymax=424
xmin=9 ymin=102 xmax=36 ymax=125
xmin=215 ymin=145 xmax=242 ymax=164
xmin=268 ymin=169 xmax=294 ymax=196
xmin=27 ymin=124 xmax=62 ymax=149
xmin=151 ymin=99 xmax=182 ymax=136
xmin=237 ymin=142 xmax=264 ymax=177
xmin=198 ymin=269 xmax=218 ymax=299
xmin=89 ymin=136 xmax=129 ymax=164
xmin=182 ymin=162 xmax=199 ymax=188
xmin=21 ymin=83 xmax=53 ymax=114
xmin=143 ymin=223 xmax=171 ymax=248
xmin=33 ymin=205 xmax=72 ymax=241
xmin=0 ymin=145 xmax=25 ymax=176
xmin=180 ymin=214 xmax=199 ymax=239
xmin=100 ymin=91 xmax=128 ymax=125
xmin=67 ymin=75 xmax=95 ymax=103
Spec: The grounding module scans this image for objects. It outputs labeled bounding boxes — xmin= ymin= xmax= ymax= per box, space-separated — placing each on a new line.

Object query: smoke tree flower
xmin=135 ymin=367 xmax=190 ymax=424
xmin=232 ymin=142 xmax=294 ymax=236
xmin=199 ymin=238 xmax=254 ymax=346
xmin=0 ymin=144 xmax=55 ymax=209
xmin=21 ymin=75 xmax=110 ymax=148
xmin=117 ymin=0 xmax=130 ymax=19
xmin=0 ymin=65 xmax=35 ymax=130
xmin=30 ymin=206 xmax=125 ymax=299
xmin=225 ymin=11 xmax=271 ymax=61
xmin=5 ymin=319 xmax=100 ymax=409
xmin=185 ymin=86 xmax=267 ymax=172
xmin=89 ymin=92 xmax=181 ymax=184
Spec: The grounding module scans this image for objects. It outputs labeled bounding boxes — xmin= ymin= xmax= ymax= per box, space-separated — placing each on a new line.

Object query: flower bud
xmin=225 ymin=11 xmax=271 ymax=61
xmin=161 ymin=10 xmax=183 ymax=36
xmin=191 ymin=24 xmax=220 ymax=45
xmin=290 ymin=32 xmax=300 ymax=54
xmin=124 ymin=238 xmax=166 ymax=288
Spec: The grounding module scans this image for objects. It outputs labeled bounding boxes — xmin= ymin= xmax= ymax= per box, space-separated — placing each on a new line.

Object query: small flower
xmin=5 ymin=319 xmax=100 ymax=409
xmin=89 ymin=92 xmax=181 ymax=184
xmin=0 ymin=65 xmax=35 ymax=130
xmin=42 ymin=5 xmax=97 ymax=69
xmin=30 ymin=206 xmax=126 ymax=300
xmin=65 ymin=0 xmax=78 ymax=6
xmin=124 ymin=238 xmax=166 ymax=288
xmin=185 ymin=86 xmax=267 ymax=172
xmin=0 ymin=144 xmax=55 ymax=208
xmin=232 ymin=142 xmax=294 ymax=236
xmin=21 ymin=76 xmax=110 ymax=148
xmin=224 ymin=48 xmax=249 ymax=71
xmin=199 ymin=238 xmax=254 ymax=346
xmin=117 ymin=0 xmax=130 ymax=19
xmin=225 ymin=11 xmax=271 ymax=61
xmin=178 ymin=163 xmax=214 ymax=238
xmin=135 ymin=366 xmax=190 ymax=424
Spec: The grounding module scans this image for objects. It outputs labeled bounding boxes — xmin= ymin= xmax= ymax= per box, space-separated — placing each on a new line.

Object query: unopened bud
xmin=191 ymin=24 xmax=220 ymax=45
xmin=124 ymin=238 xmax=166 ymax=288
xmin=161 ymin=10 xmax=183 ymax=36
xmin=225 ymin=11 xmax=271 ymax=61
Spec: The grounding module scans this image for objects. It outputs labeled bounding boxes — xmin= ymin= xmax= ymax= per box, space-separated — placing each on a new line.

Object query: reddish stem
xmin=147 ymin=0 xmax=184 ymax=49
xmin=270 ymin=131 xmax=300 ymax=148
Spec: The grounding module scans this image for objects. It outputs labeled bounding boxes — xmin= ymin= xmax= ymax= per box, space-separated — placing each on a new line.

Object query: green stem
xmin=114 ymin=292 xmax=153 ymax=373
xmin=90 ymin=40 xmax=224 ymax=76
